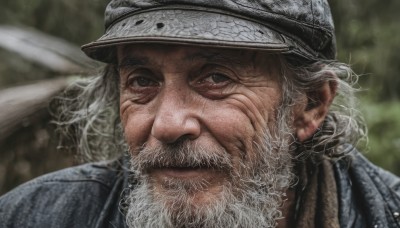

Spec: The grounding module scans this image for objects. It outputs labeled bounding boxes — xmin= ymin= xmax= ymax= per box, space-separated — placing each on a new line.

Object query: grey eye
xmin=136 ymin=77 xmax=153 ymax=86
xmin=209 ymin=73 xmax=230 ymax=83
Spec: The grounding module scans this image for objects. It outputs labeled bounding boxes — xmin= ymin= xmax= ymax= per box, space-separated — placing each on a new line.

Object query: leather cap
xmin=82 ymin=0 xmax=336 ymax=64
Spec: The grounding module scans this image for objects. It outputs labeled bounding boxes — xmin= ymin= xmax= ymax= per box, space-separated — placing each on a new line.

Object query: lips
xmin=150 ymin=166 xmax=216 ymax=179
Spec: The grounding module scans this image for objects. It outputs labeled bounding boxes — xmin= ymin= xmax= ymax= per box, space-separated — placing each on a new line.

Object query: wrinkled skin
xmin=119 ymin=44 xmax=280 ymax=190
xmin=118 ymin=44 xmax=334 ymax=227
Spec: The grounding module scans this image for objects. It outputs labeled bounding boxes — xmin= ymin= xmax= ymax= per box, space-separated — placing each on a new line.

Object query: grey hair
xmin=52 ymin=57 xmax=366 ymax=162
xmin=52 ymin=65 xmax=122 ymax=162
xmin=280 ymin=57 xmax=367 ymax=161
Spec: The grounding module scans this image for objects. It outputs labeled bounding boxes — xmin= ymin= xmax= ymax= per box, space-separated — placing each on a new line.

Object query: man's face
xmin=118 ymin=44 xmax=295 ymax=226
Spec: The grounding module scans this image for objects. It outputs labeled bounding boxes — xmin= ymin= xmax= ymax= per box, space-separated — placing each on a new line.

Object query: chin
xmin=149 ymin=172 xmax=226 ymax=211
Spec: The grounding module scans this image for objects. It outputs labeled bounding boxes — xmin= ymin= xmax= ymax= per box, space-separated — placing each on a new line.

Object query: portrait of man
xmin=1 ymin=1 xmax=400 ymax=228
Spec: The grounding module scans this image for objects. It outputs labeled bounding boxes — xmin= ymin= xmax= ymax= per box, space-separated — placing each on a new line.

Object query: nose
xmin=151 ymin=89 xmax=201 ymax=144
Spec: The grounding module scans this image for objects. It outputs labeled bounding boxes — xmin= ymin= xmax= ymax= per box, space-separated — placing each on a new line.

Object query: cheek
xmin=120 ymin=98 xmax=154 ymax=153
xmin=205 ymin=109 xmax=254 ymax=152
xmin=202 ymin=89 xmax=281 ymax=158
xmin=201 ymin=104 xmax=266 ymax=157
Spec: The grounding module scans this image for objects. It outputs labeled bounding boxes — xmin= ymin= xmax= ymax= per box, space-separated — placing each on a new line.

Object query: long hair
xmin=52 ymin=65 xmax=122 ymax=162
xmin=52 ymin=57 xmax=366 ymax=162
xmin=280 ymin=57 xmax=367 ymax=161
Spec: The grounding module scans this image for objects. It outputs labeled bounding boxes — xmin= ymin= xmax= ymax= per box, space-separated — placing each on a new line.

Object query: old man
xmin=1 ymin=1 xmax=400 ymax=227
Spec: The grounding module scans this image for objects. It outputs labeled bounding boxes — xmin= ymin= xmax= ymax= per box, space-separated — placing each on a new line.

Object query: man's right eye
xmin=128 ymin=76 xmax=159 ymax=88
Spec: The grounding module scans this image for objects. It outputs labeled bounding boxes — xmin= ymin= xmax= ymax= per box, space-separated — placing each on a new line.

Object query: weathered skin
xmin=118 ymin=44 xmax=284 ymax=201
xmin=118 ymin=44 xmax=335 ymax=226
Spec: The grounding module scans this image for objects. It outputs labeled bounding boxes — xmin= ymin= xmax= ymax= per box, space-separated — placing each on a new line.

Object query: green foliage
xmin=361 ymin=97 xmax=400 ymax=174
xmin=0 ymin=0 xmax=108 ymax=88
xmin=0 ymin=0 xmax=108 ymax=45
xmin=330 ymin=0 xmax=400 ymax=175
xmin=330 ymin=0 xmax=400 ymax=100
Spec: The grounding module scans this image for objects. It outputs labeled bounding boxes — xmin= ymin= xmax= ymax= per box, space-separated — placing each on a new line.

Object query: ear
xmin=294 ymin=80 xmax=338 ymax=142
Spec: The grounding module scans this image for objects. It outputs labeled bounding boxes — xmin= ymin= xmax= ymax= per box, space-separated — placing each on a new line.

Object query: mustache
xmin=131 ymin=141 xmax=233 ymax=172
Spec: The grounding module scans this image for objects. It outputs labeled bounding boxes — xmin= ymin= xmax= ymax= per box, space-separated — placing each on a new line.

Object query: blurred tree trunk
xmin=0 ymin=78 xmax=70 ymax=143
xmin=0 ymin=26 xmax=101 ymax=195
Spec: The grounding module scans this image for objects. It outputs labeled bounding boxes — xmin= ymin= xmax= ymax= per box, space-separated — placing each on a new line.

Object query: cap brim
xmin=82 ymin=7 xmax=306 ymax=63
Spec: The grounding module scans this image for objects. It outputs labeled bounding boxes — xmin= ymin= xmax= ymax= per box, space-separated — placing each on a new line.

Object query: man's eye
xmin=128 ymin=77 xmax=159 ymax=87
xmin=203 ymin=73 xmax=231 ymax=84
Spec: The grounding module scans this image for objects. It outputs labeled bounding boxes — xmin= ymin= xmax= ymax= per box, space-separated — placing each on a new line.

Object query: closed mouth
xmin=149 ymin=165 xmax=217 ymax=179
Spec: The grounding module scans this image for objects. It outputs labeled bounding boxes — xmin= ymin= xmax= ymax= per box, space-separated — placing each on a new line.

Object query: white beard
xmin=124 ymin=126 xmax=295 ymax=228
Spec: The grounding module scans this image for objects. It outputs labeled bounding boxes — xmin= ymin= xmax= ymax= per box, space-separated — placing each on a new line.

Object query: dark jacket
xmin=1 ymin=150 xmax=400 ymax=228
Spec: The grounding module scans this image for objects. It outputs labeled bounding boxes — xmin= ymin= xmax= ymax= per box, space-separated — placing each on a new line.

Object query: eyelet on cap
xmin=156 ymin=22 xmax=164 ymax=29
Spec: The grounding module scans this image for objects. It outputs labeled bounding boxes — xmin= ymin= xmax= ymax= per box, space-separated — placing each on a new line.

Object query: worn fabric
xmin=1 ymin=149 xmax=400 ymax=227
xmin=295 ymin=158 xmax=340 ymax=228
xmin=0 ymin=157 xmax=130 ymax=228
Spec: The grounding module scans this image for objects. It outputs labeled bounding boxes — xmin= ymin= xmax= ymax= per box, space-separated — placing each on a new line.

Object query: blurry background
xmin=0 ymin=0 xmax=399 ymax=195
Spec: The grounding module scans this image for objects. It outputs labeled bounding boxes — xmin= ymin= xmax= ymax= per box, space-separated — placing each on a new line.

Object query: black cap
xmin=82 ymin=0 xmax=336 ymax=63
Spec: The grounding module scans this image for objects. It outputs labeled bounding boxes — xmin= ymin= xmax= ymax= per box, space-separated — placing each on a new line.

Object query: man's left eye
xmin=203 ymin=73 xmax=231 ymax=84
